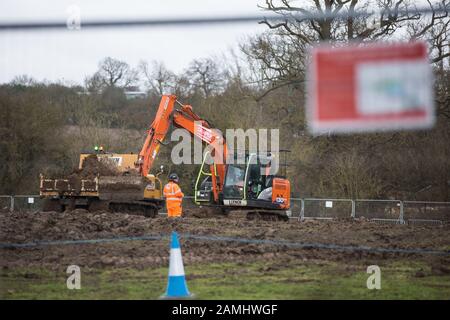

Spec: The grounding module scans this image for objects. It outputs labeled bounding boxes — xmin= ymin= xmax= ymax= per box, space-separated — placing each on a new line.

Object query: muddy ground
xmin=1 ymin=210 xmax=449 ymax=273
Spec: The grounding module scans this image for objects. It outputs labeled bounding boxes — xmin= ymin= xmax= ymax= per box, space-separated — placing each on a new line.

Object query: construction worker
xmin=163 ymin=173 xmax=184 ymax=218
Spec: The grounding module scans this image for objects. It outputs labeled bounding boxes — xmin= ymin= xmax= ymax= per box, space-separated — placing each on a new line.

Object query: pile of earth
xmin=76 ymin=154 xmax=120 ymax=178
xmin=67 ymin=155 xmax=143 ymax=194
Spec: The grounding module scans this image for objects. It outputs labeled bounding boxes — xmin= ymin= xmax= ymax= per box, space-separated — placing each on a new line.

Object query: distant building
xmin=124 ymin=90 xmax=147 ymax=99
xmin=124 ymin=86 xmax=147 ymax=99
xmin=77 ymin=86 xmax=147 ymax=99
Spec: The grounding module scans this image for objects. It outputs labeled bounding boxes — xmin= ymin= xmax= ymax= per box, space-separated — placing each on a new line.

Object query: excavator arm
xmin=137 ymin=95 xmax=177 ymax=177
xmin=137 ymin=94 xmax=227 ymax=202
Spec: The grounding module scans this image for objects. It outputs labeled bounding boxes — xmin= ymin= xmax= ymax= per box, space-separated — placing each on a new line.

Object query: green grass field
xmin=2 ymin=259 xmax=449 ymax=300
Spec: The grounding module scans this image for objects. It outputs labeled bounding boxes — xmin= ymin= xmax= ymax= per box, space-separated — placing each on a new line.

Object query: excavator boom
xmin=137 ymin=94 xmax=227 ymax=202
xmin=137 ymin=95 xmax=177 ymax=177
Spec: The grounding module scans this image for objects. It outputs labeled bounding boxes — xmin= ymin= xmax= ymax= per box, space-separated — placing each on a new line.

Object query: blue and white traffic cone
xmin=162 ymin=232 xmax=193 ymax=299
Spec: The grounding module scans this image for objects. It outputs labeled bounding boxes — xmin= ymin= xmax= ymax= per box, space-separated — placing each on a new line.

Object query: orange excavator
xmin=136 ymin=94 xmax=291 ymax=219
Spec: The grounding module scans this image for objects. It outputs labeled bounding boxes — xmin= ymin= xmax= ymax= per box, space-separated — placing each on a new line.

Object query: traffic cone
xmin=162 ymin=232 xmax=193 ymax=299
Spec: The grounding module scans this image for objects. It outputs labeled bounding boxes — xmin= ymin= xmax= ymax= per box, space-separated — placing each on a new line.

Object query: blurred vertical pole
xmin=351 ymin=200 xmax=356 ymax=219
xmin=10 ymin=196 xmax=14 ymax=212
xmin=299 ymin=199 xmax=305 ymax=221
xmin=399 ymin=201 xmax=405 ymax=224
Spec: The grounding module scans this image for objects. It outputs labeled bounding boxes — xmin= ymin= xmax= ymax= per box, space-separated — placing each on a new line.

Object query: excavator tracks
xmin=184 ymin=205 xmax=289 ymax=221
xmin=42 ymin=198 xmax=159 ymax=218
xmin=245 ymin=210 xmax=289 ymax=221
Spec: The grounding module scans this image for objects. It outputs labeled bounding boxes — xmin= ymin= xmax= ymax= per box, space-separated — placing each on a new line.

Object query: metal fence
xmin=0 ymin=195 xmax=43 ymax=212
xmin=404 ymin=201 xmax=450 ymax=225
xmin=354 ymin=199 xmax=404 ymax=223
xmin=290 ymin=198 xmax=449 ymax=224
xmin=0 ymin=196 xmax=13 ymax=212
xmin=2 ymin=195 xmax=449 ymax=224
xmin=293 ymin=198 xmax=354 ymax=220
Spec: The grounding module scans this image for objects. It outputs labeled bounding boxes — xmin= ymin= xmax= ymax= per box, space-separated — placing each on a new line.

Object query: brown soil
xmin=64 ymin=155 xmax=144 ymax=195
xmin=77 ymin=154 xmax=120 ymax=178
xmin=1 ymin=210 xmax=449 ymax=271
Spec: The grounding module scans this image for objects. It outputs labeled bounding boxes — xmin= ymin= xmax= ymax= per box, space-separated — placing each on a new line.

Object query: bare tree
xmin=10 ymin=75 xmax=37 ymax=86
xmin=408 ymin=0 xmax=450 ymax=66
xmin=139 ymin=60 xmax=176 ymax=95
xmin=241 ymin=32 xmax=307 ymax=98
xmin=84 ymin=71 xmax=104 ymax=92
xmin=250 ymin=0 xmax=449 ymax=86
xmin=186 ymin=58 xmax=224 ymax=98
xmin=258 ymin=0 xmax=428 ymax=42
xmin=86 ymin=57 xmax=139 ymax=90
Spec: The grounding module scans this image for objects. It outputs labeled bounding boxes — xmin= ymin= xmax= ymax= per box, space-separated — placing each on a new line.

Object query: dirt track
xmin=1 ymin=210 xmax=449 ymax=272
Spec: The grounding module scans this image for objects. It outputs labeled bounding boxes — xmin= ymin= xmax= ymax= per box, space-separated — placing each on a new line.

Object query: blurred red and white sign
xmin=307 ymin=41 xmax=434 ymax=134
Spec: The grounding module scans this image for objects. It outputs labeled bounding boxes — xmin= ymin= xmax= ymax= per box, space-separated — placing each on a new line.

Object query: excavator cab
xmin=195 ymin=152 xmax=290 ymax=211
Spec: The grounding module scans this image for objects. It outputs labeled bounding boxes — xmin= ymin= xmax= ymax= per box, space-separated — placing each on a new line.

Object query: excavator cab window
xmin=196 ymin=176 xmax=213 ymax=202
xmin=246 ymin=154 xmax=276 ymax=200
xmin=247 ymin=163 xmax=263 ymax=199
xmin=199 ymin=176 xmax=212 ymax=191
xmin=223 ymin=164 xmax=245 ymax=199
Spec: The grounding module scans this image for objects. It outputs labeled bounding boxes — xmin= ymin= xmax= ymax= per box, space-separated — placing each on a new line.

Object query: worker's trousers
xmin=166 ymin=198 xmax=182 ymax=217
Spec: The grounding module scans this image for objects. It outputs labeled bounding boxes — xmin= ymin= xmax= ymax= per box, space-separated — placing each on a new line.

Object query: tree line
xmin=0 ymin=0 xmax=449 ymax=200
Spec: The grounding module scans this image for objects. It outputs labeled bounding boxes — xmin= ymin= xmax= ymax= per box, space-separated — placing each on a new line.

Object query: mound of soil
xmin=76 ymin=155 xmax=120 ymax=178
xmin=65 ymin=155 xmax=143 ymax=194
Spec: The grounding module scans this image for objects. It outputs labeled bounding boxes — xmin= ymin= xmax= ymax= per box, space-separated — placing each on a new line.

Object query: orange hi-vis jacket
xmin=163 ymin=181 xmax=184 ymax=217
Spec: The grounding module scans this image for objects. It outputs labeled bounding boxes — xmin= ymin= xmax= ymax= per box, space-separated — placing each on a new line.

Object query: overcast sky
xmin=0 ymin=0 xmax=268 ymax=85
